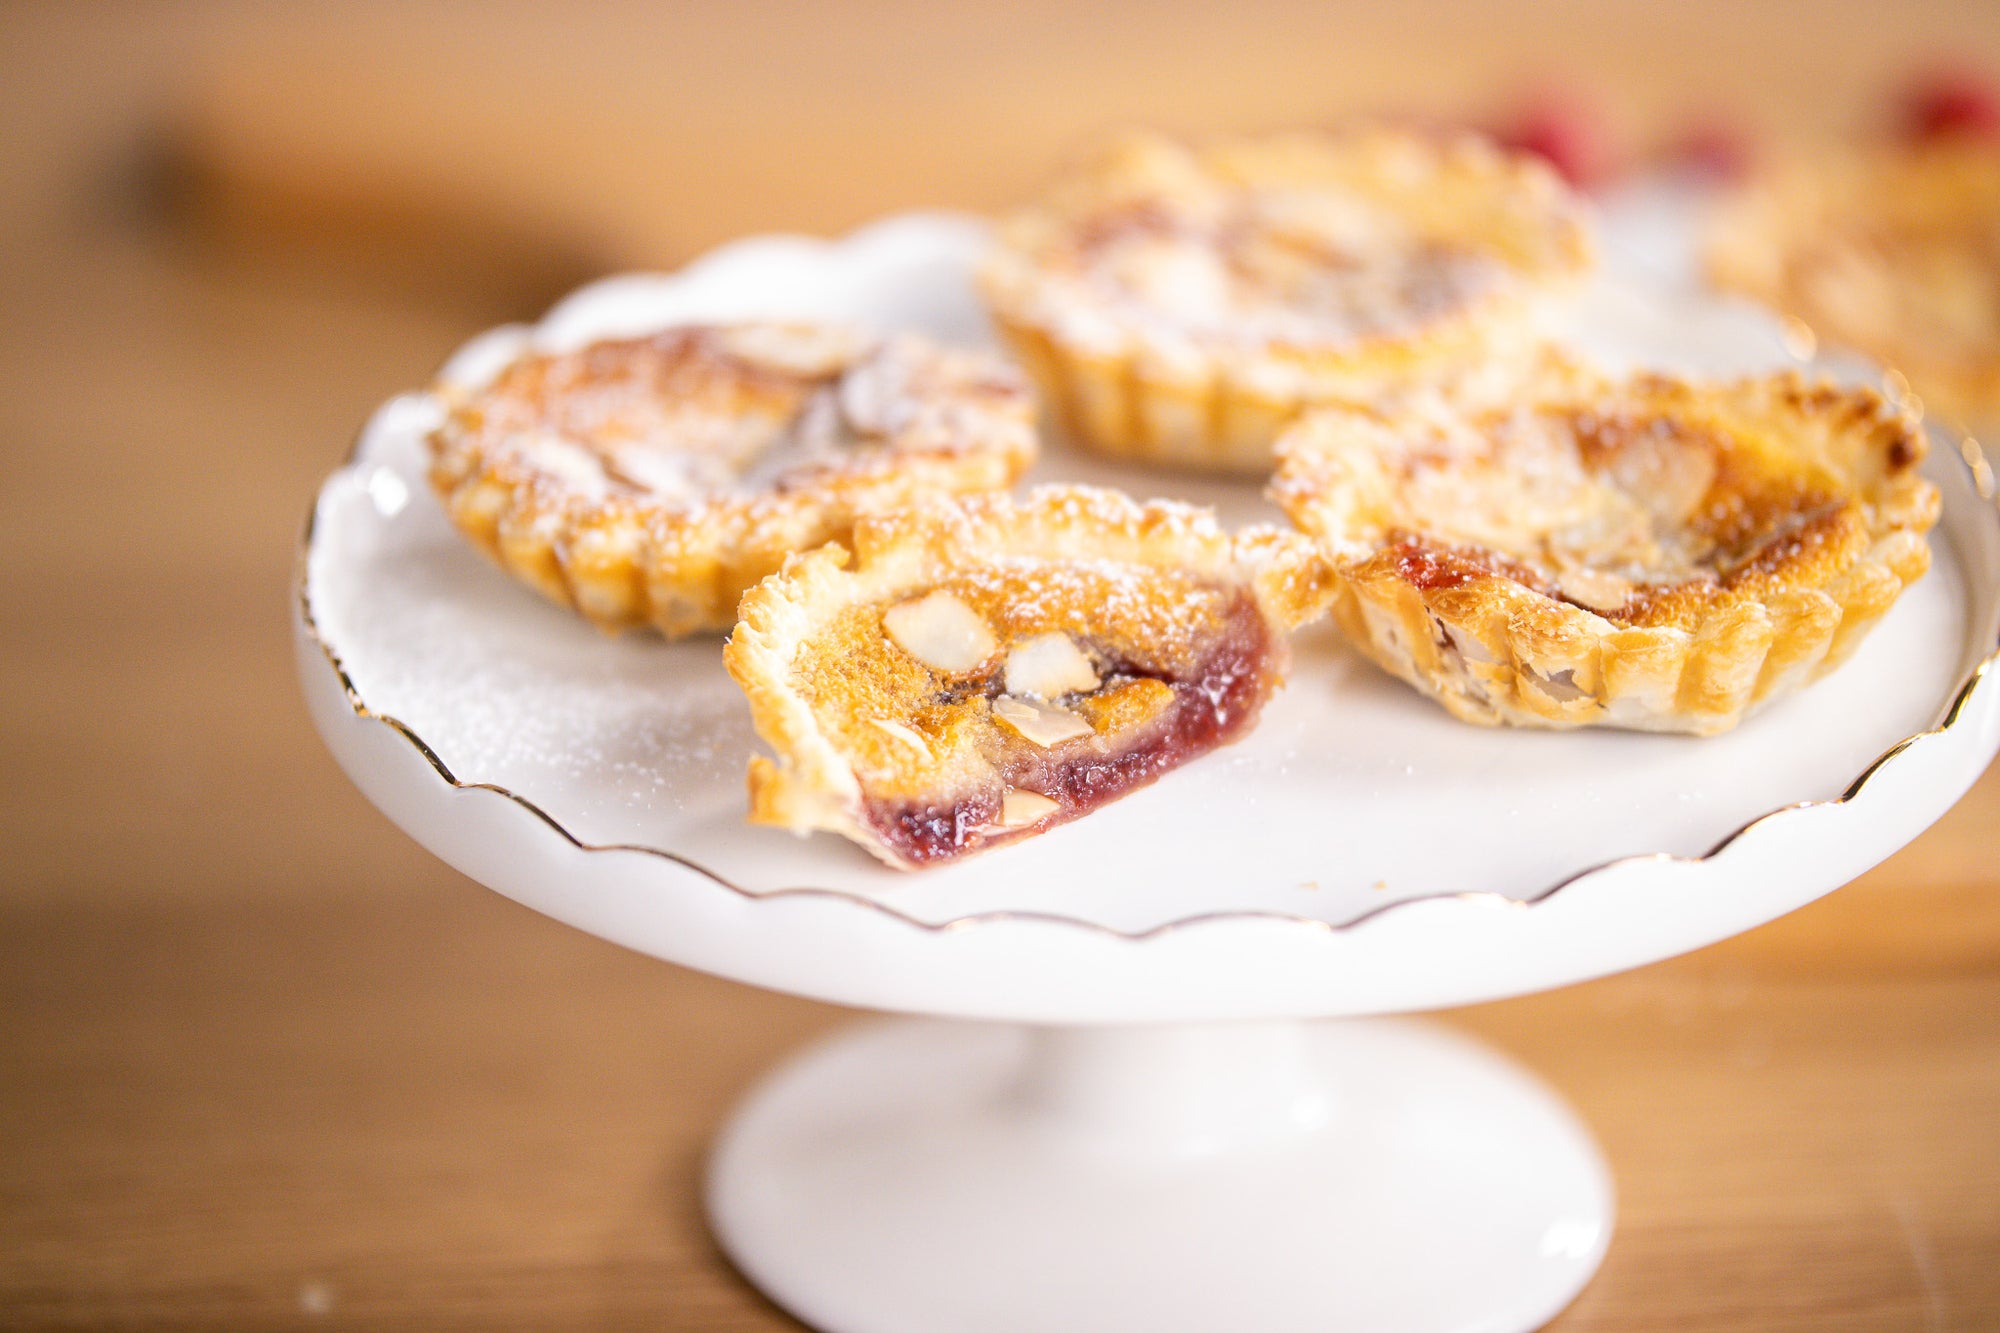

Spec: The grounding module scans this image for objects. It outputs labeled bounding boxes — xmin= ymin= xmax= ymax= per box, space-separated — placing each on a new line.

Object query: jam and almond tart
xmin=980 ymin=127 xmax=1594 ymax=475
xmin=1707 ymin=141 xmax=2000 ymax=425
xmin=724 ymin=487 xmax=1335 ymax=868
xmin=1271 ymin=361 xmax=1939 ymax=734
xmin=428 ymin=324 xmax=1037 ymax=637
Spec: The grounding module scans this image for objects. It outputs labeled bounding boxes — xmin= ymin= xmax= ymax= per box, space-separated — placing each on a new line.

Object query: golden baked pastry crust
xmin=427 ymin=324 xmax=1037 ymax=636
xmin=1271 ymin=362 xmax=1940 ymax=734
xmin=1707 ymin=141 xmax=2000 ymax=425
xmin=725 ymin=486 xmax=1336 ymax=868
xmin=981 ymin=128 xmax=1594 ymax=475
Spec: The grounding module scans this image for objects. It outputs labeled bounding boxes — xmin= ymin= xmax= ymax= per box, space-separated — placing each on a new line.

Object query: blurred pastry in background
xmin=1270 ymin=358 xmax=1938 ymax=735
xmin=1707 ymin=74 xmax=2000 ymax=426
xmin=428 ymin=324 xmax=1036 ymax=637
xmin=980 ymin=128 xmax=1594 ymax=475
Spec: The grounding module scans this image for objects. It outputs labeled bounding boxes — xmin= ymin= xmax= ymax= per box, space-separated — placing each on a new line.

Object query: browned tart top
xmin=725 ymin=487 xmax=1335 ymax=868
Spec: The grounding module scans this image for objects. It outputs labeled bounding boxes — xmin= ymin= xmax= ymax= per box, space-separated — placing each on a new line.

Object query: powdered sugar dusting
xmin=315 ymin=430 xmax=754 ymax=842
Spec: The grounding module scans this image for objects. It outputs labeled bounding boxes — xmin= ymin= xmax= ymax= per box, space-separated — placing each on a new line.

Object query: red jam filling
xmin=863 ymin=595 xmax=1277 ymax=865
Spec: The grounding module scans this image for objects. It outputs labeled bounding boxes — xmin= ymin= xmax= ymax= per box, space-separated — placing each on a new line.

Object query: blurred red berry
xmin=1668 ymin=120 xmax=1754 ymax=182
xmin=1494 ymin=91 xmax=1616 ymax=188
xmin=1900 ymin=67 xmax=2000 ymax=142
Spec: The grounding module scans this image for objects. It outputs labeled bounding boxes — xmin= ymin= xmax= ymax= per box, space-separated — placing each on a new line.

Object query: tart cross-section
xmin=724 ymin=487 xmax=1335 ymax=869
xmin=427 ymin=324 xmax=1036 ymax=636
xmin=980 ymin=128 xmax=1594 ymax=474
xmin=1271 ymin=365 xmax=1940 ymax=734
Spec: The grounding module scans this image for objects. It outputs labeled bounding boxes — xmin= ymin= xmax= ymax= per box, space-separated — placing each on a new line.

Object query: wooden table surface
xmin=4 ymin=4 xmax=1998 ymax=1329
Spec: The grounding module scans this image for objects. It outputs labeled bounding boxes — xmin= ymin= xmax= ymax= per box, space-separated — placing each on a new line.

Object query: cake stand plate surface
xmin=298 ymin=199 xmax=2000 ymax=1333
xmin=299 ymin=208 xmax=2000 ymax=1024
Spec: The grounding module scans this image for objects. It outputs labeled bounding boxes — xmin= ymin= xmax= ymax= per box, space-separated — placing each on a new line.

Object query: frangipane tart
xmin=980 ymin=128 xmax=1594 ymax=475
xmin=1707 ymin=141 xmax=2000 ymax=424
xmin=1271 ymin=367 xmax=1940 ymax=735
xmin=724 ymin=487 xmax=1335 ymax=868
xmin=427 ymin=324 xmax=1036 ymax=637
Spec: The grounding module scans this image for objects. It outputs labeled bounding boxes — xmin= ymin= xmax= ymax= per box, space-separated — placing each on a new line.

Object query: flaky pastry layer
xmin=1271 ymin=364 xmax=1940 ymax=734
xmin=724 ymin=486 xmax=1336 ymax=868
xmin=1708 ymin=142 xmax=2000 ymax=425
xmin=427 ymin=324 xmax=1036 ymax=636
xmin=981 ymin=127 xmax=1594 ymax=474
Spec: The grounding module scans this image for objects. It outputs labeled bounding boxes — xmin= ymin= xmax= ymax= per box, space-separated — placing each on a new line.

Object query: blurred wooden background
xmin=3 ymin=2 xmax=1998 ymax=1328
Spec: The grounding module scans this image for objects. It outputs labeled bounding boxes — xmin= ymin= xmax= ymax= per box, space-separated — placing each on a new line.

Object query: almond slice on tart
xmin=724 ymin=487 xmax=1335 ymax=868
xmin=427 ymin=324 xmax=1037 ymax=637
xmin=980 ymin=127 xmax=1594 ymax=475
xmin=1271 ymin=363 xmax=1940 ymax=735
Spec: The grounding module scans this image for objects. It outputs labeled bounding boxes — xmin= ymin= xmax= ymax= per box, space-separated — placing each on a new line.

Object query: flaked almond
xmin=1555 ymin=568 xmax=1633 ymax=614
xmin=867 ymin=717 xmax=932 ymax=759
xmin=883 ymin=591 xmax=997 ymax=674
xmin=837 ymin=345 xmax=908 ymax=437
xmin=999 ymin=787 xmax=1060 ymax=828
xmin=1003 ymin=631 xmax=1100 ymax=699
xmin=1607 ymin=436 xmax=1717 ymax=527
xmin=524 ymin=436 xmax=612 ymax=497
xmin=992 ymin=694 xmax=1095 ymax=748
xmin=718 ymin=324 xmax=863 ymax=377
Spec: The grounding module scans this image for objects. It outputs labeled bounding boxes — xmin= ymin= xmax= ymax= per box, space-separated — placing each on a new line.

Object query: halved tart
xmin=980 ymin=127 xmax=1594 ymax=474
xmin=428 ymin=324 xmax=1036 ymax=637
xmin=1271 ymin=364 xmax=1940 ymax=734
xmin=724 ymin=487 xmax=1335 ymax=868
xmin=1707 ymin=141 xmax=2000 ymax=425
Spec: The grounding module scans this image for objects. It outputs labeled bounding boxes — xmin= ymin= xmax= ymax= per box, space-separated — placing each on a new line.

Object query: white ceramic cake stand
xmin=297 ymin=206 xmax=2000 ymax=1333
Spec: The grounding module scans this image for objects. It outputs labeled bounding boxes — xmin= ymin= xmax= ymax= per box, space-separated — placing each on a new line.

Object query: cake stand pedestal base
xmin=707 ymin=1017 xmax=1613 ymax=1333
